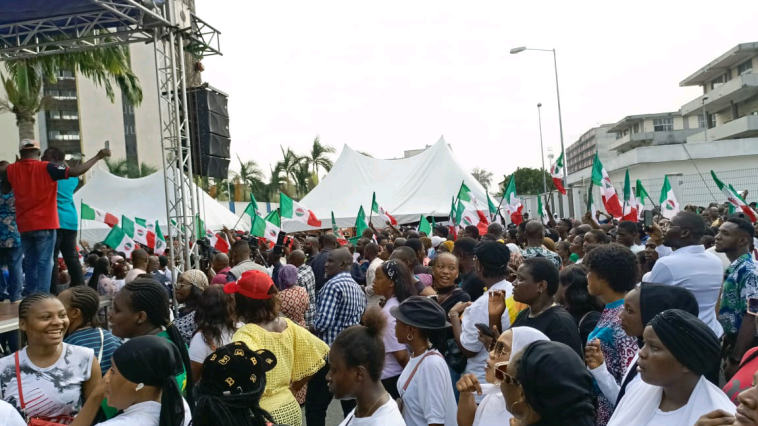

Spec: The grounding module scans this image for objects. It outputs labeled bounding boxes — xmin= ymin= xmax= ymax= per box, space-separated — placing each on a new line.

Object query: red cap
xmin=223 ymin=269 xmax=274 ymax=300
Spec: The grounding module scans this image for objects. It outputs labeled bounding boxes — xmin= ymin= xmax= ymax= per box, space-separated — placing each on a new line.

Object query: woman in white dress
xmin=329 ymin=307 xmax=405 ymax=425
xmin=455 ymin=326 xmax=549 ymax=426
xmin=70 ymin=335 xmax=192 ymax=426
xmin=391 ymin=296 xmax=457 ymax=426
xmin=608 ymin=309 xmax=734 ymax=426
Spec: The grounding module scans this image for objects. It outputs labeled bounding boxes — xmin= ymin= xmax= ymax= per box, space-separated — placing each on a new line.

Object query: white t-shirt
xmin=460 ymin=279 xmax=512 ymax=403
xmin=397 ymin=350 xmax=457 ymax=426
xmin=0 ymin=401 xmax=25 ymax=426
xmin=338 ymin=398 xmax=405 ymax=426
xmin=643 ymin=405 xmax=687 ymax=426
xmin=629 ymin=244 xmax=644 ymax=254
xmin=124 ymin=268 xmax=146 ymax=284
xmin=380 ymin=297 xmax=406 ymax=380
xmin=188 ymin=323 xmax=243 ymax=363
xmin=96 ymin=400 xmax=192 ymax=426
xmin=0 ymin=344 xmax=94 ymax=419
xmin=473 ymin=384 xmax=511 ymax=426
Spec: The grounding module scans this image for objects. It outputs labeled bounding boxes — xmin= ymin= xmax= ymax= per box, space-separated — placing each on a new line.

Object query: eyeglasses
xmin=493 ymin=361 xmax=520 ymax=386
xmin=489 ymin=340 xmax=511 ymax=359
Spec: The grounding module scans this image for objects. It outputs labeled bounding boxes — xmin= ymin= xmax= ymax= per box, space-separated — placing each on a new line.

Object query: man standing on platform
xmin=0 ymin=140 xmax=110 ymax=296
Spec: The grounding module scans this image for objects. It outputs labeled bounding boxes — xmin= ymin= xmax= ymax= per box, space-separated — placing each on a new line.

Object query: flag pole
xmin=369 ymin=193 xmax=374 ymax=226
xmin=78 ymin=199 xmax=83 ymax=252
xmin=231 ymin=206 xmax=247 ymax=231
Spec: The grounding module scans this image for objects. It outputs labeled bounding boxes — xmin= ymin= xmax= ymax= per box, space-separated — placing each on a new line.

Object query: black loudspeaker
xmin=187 ymin=85 xmax=232 ymax=179
xmin=197 ymin=155 xmax=230 ymax=179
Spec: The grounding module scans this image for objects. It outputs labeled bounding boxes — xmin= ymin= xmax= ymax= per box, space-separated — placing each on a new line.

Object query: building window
xmin=711 ymin=75 xmax=725 ymax=90
xmin=653 ymin=118 xmax=674 ymax=131
xmin=698 ymin=114 xmax=706 ymax=128
xmin=48 ymin=130 xmax=80 ymax=140
xmin=57 ymin=70 xmax=74 ymax=80
xmin=738 ymin=60 xmax=753 ymax=75
xmin=708 ymin=114 xmax=717 ymax=129
xmin=632 ymin=123 xmax=640 ymax=134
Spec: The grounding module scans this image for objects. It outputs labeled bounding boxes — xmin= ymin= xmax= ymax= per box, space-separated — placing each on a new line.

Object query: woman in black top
xmin=502 ymin=257 xmax=584 ymax=357
xmin=430 ymin=252 xmax=470 ymax=379
xmin=556 ymin=265 xmax=604 ymax=346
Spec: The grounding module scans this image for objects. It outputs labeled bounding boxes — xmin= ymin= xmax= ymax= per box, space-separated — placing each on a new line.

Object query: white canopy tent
xmin=283 ymin=136 xmax=491 ymax=232
xmin=74 ymin=164 xmax=248 ymax=243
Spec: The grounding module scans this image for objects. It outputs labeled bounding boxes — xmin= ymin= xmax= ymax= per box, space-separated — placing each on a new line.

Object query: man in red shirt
xmin=0 ymin=140 xmax=110 ymax=296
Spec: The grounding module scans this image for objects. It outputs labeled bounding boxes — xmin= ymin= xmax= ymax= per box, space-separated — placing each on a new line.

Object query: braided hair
xmin=66 ymin=286 xmax=101 ymax=328
xmin=19 ymin=293 xmax=59 ymax=320
xmin=122 ymin=277 xmax=194 ymax=408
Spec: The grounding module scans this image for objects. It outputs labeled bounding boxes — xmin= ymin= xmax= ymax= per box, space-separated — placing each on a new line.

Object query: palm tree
xmin=308 ymin=136 xmax=336 ymax=176
xmin=293 ymin=162 xmax=314 ymax=198
xmin=0 ymin=46 xmax=142 ymax=141
xmin=266 ymin=163 xmax=287 ymax=201
xmin=277 ymin=146 xmax=306 ymax=187
xmin=104 ymin=157 xmax=129 ymax=177
xmin=230 ymin=155 xmax=266 ymax=201
xmin=138 ymin=162 xmax=158 ymax=177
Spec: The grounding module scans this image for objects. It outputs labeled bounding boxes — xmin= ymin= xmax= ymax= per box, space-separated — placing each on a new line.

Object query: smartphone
xmin=104 ymin=140 xmax=110 ymax=150
xmin=475 ymin=323 xmax=495 ymax=338
xmin=748 ymin=297 xmax=758 ymax=316
xmin=643 ymin=210 xmax=653 ymax=228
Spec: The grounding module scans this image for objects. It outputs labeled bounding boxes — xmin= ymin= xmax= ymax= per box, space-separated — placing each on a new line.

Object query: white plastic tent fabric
xmin=283 ymin=136 xmax=490 ymax=232
xmin=74 ymin=164 xmax=247 ymax=243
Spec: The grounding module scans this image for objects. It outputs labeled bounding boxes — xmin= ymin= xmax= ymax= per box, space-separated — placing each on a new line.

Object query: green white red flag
xmin=196 ymin=214 xmax=230 ymax=253
xmin=448 ymin=197 xmax=458 ymax=240
xmin=331 ymin=212 xmax=348 ymax=245
xmin=711 ymin=171 xmax=757 ymax=222
xmin=81 ymin=202 xmax=118 ymax=227
xmin=622 ymin=169 xmax=638 ymax=222
xmin=550 ymin=153 xmax=567 ymax=195
xmin=659 ymin=176 xmax=680 ymax=219
xmin=355 ymin=206 xmax=369 ymax=238
xmin=503 ymin=176 xmax=523 ymax=225
xmin=636 ymin=180 xmax=649 ymax=220
xmin=537 ymin=196 xmax=548 ymax=225
xmin=154 ymin=221 xmax=167 ymax=255
xmin=121 ymin=216 xmax=156 ymax=248
xmin=103 ymin=225 xmax=136 ymax=257
xmin=252 ymin=213 xmax=280 ymax=245
xmin=371 ymin=192 xmax=397 ymax=226
xmin=280 ymin=193 xmax=322 ymax=227
xmin=456 ymin=182 xmax=489 ymax=233
xmin=487 ymin=193 xmax=499 ymax=222
xmin=591 ymin=153 xmax=623 ymax=218
xmin=418 ymin=215 xmax=432 ymax=235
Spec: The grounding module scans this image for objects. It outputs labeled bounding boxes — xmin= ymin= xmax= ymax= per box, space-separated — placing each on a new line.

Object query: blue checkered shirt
xmin=297 ymin=264 xmax=317 ymax=327
xmin=313 ymin=271 xmax=367 ymax=346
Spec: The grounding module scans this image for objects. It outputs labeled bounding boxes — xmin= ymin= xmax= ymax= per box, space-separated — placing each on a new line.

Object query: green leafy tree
xmin=230 ymin=155 xmax=266 ymax=201
xmin=0 ymin=47 xmax=142 ymax=141
xmin=105 ymin=157 xmax=156 ymax=178
xmin=309 ymin=136 xmax=336 ymax=176
xmin=497 ymin=167 xmax=554 ymax=196
xmin=471 ymin=167 xmax=494 ymax=189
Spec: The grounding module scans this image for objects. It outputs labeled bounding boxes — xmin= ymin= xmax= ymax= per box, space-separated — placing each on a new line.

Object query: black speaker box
xmin=196 ymin=132 xmax=231 ymax=158
xmin=197 ymin=155 xmax=230 ymax=179
xmin=188 ymin=86 xmax=228 ymax=117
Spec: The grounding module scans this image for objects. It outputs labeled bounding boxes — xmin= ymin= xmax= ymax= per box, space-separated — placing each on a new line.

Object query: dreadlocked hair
xmin=123 ymin=277 xmax=195 ymax=409
xmin=194 ymin=378 xmax=275 ymax=426
xmin=67 ymin=286 xmax=101 ymax=327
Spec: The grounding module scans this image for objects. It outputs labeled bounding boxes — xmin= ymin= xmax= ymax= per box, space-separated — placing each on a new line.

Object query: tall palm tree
xmin=230 ymin=155 xmax=266 ymax=201
xmin=309 ymin=136 xmax=336 ymax=176
xmin=293 ymin=162 xmax=313 ymax=198
xmin=104 ymin=157 xmax=129 ymax=177
xmin=266 ymin=163 xmax=287 ymax=201
xmin=0 ymin=45 xmax=142 ymax=141
xmin=277 ymin=146 xmax=306 ymax=187
xmin=138 ymin=162 xmax=158 ymax=177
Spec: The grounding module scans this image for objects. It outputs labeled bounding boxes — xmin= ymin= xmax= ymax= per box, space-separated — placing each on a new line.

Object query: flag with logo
xmin=195 ymin=215 xmax=230 ymax=252
xmin=331 ymin=212 xmax=348 ymax=245
xmin=537 ymin=196 xmax=549 ymax=225
xmin=711 ymin=171 xmax=757 ymax=222
xmin=243 ymin=193 xmax=259 ymax=218
xmin=355 ymin=206 xmax=369 ymax=238
xmin=154 ymin=221 xmax=167 ymax=255
xmin=550 ymin=152 xmax=567 ymax=195
xmin=622 ymin=169 xmax=638 ymax=222
xmin=280 ymin=193 xmax=322 ymax=227
xmin=418 ymin=215 xmax=432 ymax=235
xmin=591 ymin=153 xmax=623 ymax=218
xmin=81 ymin=202 xmax=118 ymax=227
xmin=252 ymin=213 xmax=281 ymax=245
xmin=659 ymin=175 xmax=680 ymax=219
xmin=103 ymin=225 xmax=136 ymax=257
xmin=503 ymin=176 xmax=524 ymax=225
xmin=456 ymin=182 xmax=489 ymax=233
xmin=636 ymin=180 xmax=649 ymax=220
xmin=122 ymin=216 xmax=156 ymax=248
xmin=371 ymin=192 xmax=398 ymax=226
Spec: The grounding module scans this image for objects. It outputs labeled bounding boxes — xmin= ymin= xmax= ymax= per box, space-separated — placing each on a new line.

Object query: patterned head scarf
xmin=382 ymin=260 xmax=403 ymax=283
xmin=199 ymin=342 xmax=277 ymax=396
xmin=182 ymin=269 xmax=209 ymax=290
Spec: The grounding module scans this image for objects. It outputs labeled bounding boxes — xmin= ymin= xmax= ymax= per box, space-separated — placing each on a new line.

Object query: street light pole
xmin=511 ymin=46 xmax=567 ymax=216
xmin=537 ymin=103 xmax=547 ymax=195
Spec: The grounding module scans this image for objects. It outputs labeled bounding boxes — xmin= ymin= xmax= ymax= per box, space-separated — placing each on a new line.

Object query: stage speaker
xmin=193 ymin=111 xmax=230 ymax=138
xmin=190 ymin=87 xmax=228 ymax=117
xmin=196 ymin=133 xmax=231 ymax=158
xmin=197 ymin=155 xmax=230 ymax=179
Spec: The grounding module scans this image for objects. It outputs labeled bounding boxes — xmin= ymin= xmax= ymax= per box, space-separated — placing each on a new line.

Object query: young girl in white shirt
xmin=330 ymin=306 xmax=405 ymax=426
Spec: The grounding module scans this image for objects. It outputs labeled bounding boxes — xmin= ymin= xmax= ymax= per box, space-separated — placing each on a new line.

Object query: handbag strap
xmin=97 ymin=328 xmax=104 ymax=362
xmin=14 ymin=352 xmax=26 ymax=412
xmin=577 ymin=311 xmax=593 ymax=333
xmin=402 ymin=351 xmax=443 ymax=391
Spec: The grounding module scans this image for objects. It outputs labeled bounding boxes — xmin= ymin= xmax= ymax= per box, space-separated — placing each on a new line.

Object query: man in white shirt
xmin=124 ymin=249 xmax=148 ymax=284
xmin=363 ymin=242 xmax=384 ymax=305
xmin=646 ymin=212 xmax=724 ymax=337
xmin=617 ymin=221 xmax=644 ymax=254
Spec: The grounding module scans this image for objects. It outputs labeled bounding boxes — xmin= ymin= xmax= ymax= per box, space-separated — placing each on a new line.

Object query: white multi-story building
xmin=0 ymin=43 xmax=162 ymax=169
xmin=566 ymin=42 xmax=758 ymax=217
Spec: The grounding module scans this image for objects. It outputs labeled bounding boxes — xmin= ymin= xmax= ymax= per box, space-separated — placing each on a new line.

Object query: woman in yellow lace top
xmin=224 ymin=269 xmax=329 ymax=426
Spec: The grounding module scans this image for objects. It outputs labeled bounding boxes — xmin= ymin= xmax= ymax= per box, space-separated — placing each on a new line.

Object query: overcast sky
xmin=197 ymin=0 xmax=757 ymax=189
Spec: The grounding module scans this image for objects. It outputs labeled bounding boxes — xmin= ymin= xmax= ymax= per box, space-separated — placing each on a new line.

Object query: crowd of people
xmin=3 ymin=140 xmax=758 ymax=425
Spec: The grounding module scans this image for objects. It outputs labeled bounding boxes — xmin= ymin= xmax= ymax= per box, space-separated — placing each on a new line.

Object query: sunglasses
xmin=489 ymin=340 xmax=511 ymax=359
xmin=493 ymin=361 xmax=520 ymax=386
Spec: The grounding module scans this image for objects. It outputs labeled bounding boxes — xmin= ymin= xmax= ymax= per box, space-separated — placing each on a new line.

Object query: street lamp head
xmin=537 ymin=103 xmax=542 ymax=108
xmin=510 ymin=46 xmax=527 ymax=54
